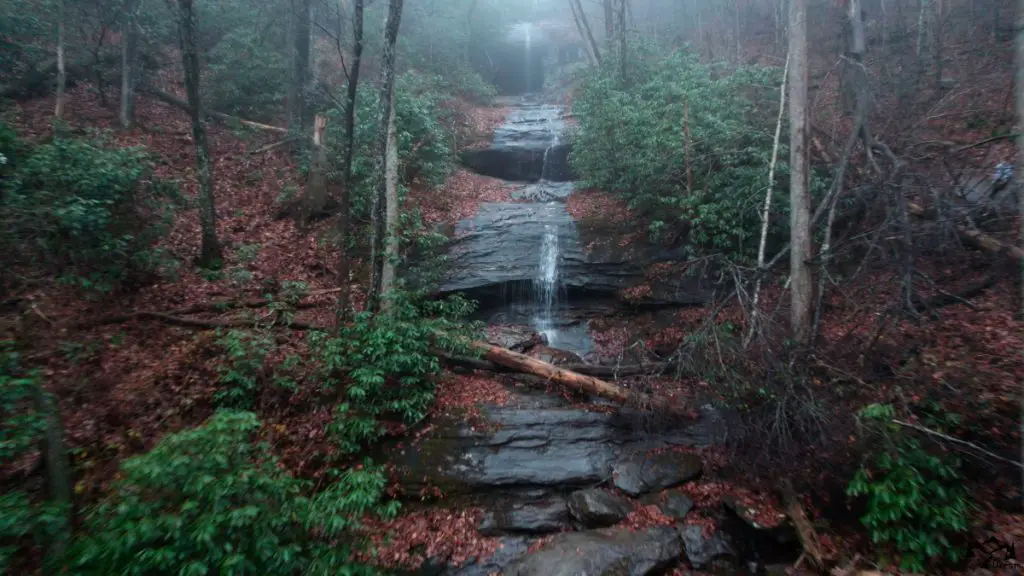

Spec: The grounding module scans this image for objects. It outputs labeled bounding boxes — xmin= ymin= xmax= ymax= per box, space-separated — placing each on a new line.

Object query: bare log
xmin=141 ymin=85 xmax=288 ymax=133
xmin=907 ymin=201 xmax=1024 ymax=261
xmin=780 ymin=480 xmax=827 ymax=571
xmin=439 ymin=352 xmax=673 ymax=379
xmin=469 ymin=340 xmax=676 ymax=409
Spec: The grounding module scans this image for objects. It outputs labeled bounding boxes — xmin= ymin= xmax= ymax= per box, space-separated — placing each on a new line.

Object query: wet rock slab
xmin=506 ymin=526 xmax=682 ymax=576
xmin=679 ymin=524 xmax=738 ymax=570
xmin=567 ymin=488 xmax=633 ymax=528
xmin=612 ymin=451 xmax=703 ymax=496
xmin=460 ymin=104 xmax=574 ymax=182
xmin=478 ymin=499 xmax=570 ymax=536
xmin=388 ymin=406 xmax=723 ymax=493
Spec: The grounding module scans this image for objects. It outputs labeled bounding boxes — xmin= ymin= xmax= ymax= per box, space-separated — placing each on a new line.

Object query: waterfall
xmin=540 ymin=134 xmax=558 ymax=181
xmin=533 ymin=221 xmax=560 ymax=343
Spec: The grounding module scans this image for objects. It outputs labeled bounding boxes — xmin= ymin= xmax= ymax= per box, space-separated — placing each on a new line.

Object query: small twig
xmin=892 ymin=419 xmax=1024 ymax=469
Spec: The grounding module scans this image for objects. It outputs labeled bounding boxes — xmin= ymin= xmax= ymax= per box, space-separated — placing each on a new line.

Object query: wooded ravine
xmin=1 ymin=0 xmax=1022 ymax=574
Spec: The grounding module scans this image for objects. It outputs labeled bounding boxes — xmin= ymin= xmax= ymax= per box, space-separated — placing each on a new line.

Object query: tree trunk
xmin=288 ymin=0 xmax=312 ymax=133
xmin=568 ymin=0 xmax=598 ymax=66
xmin=120 ymin=0 xmax=141 ymax=128
xmin=1017 ymin=0 xmax=1024 ymax=319
xmin=572 ymin=0 xmax=602 ymax=66
xmin=55 ymin=0 xmax=66 ymax=121
xmin=34 ymin=385 xmax=71 ymax=566
xmin=337 ymin=0 xmax=364 ymax=322
xmin=788 ymin=0 xmax=812 ymax=341
xmin=366 ymin=0 xmax=404 ymax=314
xmin=617 ymin=0 xmax=627 ymax=86
xmin=604 ymin=0 xmax=614 ymax=40
xmin=303 ymin=115 xmax=329 ymax=222
xmin=380 ymin=90 xmax=399 ymax=308
xmin=177 ymin=0 xmax=222 ymax=268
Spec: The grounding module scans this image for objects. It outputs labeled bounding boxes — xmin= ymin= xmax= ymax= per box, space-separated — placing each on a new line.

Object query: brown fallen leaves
xmin=360 ymin=508 xmax=501 ymax=570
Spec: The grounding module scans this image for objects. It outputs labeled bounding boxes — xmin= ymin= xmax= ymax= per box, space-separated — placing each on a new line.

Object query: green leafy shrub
xmin=71 ymin=410 xmax=393 ymax=575
xmin=315 ymin=292 xmax=478 ymax=453
xmin=847 ymin=403 xmax=970 ymax=572
xmin=1 ymin=130 xmax=178 ymax=292
xmin=324 ymin=72 xmax=456 ymax=224
xmin=571 ymin=47 xmax=824 ymax=260
xmin=0 ymin=342 xmax=67 ymax=572
xmin=214 ymin=329 xmax=275 ymax=409
xmin=204 ymin=26 xmax=288 ymax=121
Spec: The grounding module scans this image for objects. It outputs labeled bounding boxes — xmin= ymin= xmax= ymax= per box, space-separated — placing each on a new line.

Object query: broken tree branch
xmin=892 ymin=419 xmax=1024 ymax=469
xmin=141 ymin=85 xmax=288 ymax=133
xmin=780 ymin=479 xmax=827 ymax=571
xmin=907 ymin=201 xmax=1024 ymax=261
xmin=440 ymin=352 xmax=673 ymax=379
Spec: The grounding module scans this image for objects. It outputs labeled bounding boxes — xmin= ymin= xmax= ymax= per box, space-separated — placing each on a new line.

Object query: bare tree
xmin=380 ymin=90 xmax=399 ymax=308
xmin=303 ymin=115 xmax=328 ymax=222
xmin=788 ymin=0 xmax=812 ymax=341
xmin=120 ymin=0 xmax=141 ymax=128
xmin=337 ymin=0 xmax=364 ymax=320
xmin=288 ymin=0 xmax=312 ymax=133
xmin=55 ymin=0 xmax=66 ymax=121
xmin=1018 ymin=0 xmax=1024 ymax=321
xmin=177 ymin=0 xmax=222 ymax=267
xmin=571 ymin=0 xmax=602 ymax=66
xmin=366 ymin=0 xmax=404 ymax=313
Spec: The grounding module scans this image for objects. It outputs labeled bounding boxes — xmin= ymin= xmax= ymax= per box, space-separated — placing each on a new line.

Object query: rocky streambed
xmin=388 ymin=95 xmax=800 ymax=575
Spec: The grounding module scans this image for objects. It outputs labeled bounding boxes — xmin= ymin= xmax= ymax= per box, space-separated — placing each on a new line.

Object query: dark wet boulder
xmin=567 ymin=488 xmax=633 ymax=528
xmin=506 ymin=526 xmax=682 ymax=576
xmin=444 ymin=537 xmax=532 ymax=576
xmin=721 ymin=495 xmax=801 ymax=565
xmin=478 ymin=499 xmax=570 ymax=536
xmin=679 ymin=524 xmax=738 ymax=570
xmin=658 ymin=492 xmax=695 ymax=521
xmin=612 ymin=451 xmax=703 ymax=496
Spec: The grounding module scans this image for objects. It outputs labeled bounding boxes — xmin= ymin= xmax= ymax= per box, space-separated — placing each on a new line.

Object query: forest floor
xmin=6 ymin=78 xmax=1024 ymax=574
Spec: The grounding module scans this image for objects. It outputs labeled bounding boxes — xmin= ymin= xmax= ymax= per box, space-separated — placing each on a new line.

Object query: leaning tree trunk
xmin=177 ymin=0 xmax=222 ymax=267
xmin=366 ymin=0 xmax=404 ymax=314
xmin=337 ymin=0 xmax=364 ymax=323
xmin=788 ymin=0 xmax=812 ymax=342
xmin=380 ymin=90 xmax=399 ymax=308
xmin=120 ymin=0 xmax=141 ymax=128
xmin=572 ymin=0 xmax=602 ymax=66
xmin=55 ymin=0 xmax=66 ymax=121
xmin=287 ymin=0 xmax=312 ymax=133
xmin=1017 ymin=0 xmax=1024 ymax=319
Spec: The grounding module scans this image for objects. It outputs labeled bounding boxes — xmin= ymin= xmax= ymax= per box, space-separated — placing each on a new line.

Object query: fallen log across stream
xmin=440 ymin=352 xmax=674 ymax=379
xmin=63 ymin=304 xmax=683 ymax=413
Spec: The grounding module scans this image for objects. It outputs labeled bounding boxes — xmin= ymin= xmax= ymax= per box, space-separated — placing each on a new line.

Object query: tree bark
xmin=55 ymin=0 xmax=66 ymax=121
xmin=177 ymin=0 xmax=222 ymax=268
xmin=34 ymin=385 xmax=71 ymax=565
xmin=288 ymin=0 xmax=312 ymax=133
xmin=119 ymin=0 xmax=141 ymax=128
xmin=572 ymin=0 xmax=602 ymax=66
xmin=1018 ymin=0 xmax=1024 ymax=321
xmin=337 ymin=0 xmax=364 ymax=322
xmin=604 ymin=0 xmax=614 ymax=40
xmin=366 ymin=0 xmax=404 ymax=314
xmin=788 ymin=0 xmax=812 ymax=341
xmin=747 ymin=52 xmax=790 ymax=346
xmin=380 ymin=89 xmax=399 ymax=308
xmin=617 ymin=0 xmax=627 ymax=86
xmin=568 ymin=0 xmax=598 ymax=66
xmin=303 ymin=115 xmax=329 ymax=221
xmin=470 ymin=340 xmax=677 ymax=409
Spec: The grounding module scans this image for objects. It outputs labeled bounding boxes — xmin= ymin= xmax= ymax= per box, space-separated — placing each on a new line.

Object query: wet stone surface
xmin=612 ymin=451 xmax=704 ymax=496
xmin=387 ymin=405 xmax=724 ymax=494
xmin=506 ymin=526 xmax=683 ymax=576
xmin=478 ymin=499 xmax=570 ymax=536
xmin=567 ymin=488 xmax=634 ymax=529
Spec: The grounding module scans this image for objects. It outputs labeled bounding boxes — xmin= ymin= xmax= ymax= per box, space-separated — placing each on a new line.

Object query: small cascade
xmin=540 ymin=134 xmax=559 ymax=181
xmin=532 ymin=221 xmax=561 ymax=343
